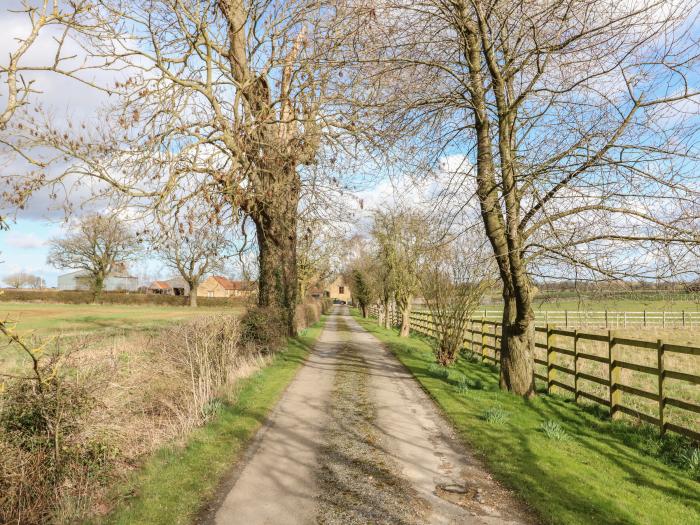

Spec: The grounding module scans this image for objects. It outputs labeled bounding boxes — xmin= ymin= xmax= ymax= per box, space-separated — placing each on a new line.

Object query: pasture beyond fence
xmin=471 ymin=308 xmax=700 ymax=328
xmin=373 ymin=307 xmax=700 ymax=442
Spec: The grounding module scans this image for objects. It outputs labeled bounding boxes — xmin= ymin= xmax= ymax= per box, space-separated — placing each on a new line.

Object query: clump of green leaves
xmin=202 ymin=398 xmax=224 ymax=420
xmin=454 ymin=376 xmax=470 ymax=394
xmin=469 ymin=378 xmax=484 ymax=390
xmin=682 ymin=448 xmax=700 ymax=480
xmin=540 ymin=420 xmax=569 ymax=441
xmin=482 ymin=406 xmax=510 ymax=424
xmin=428 ymin=363 xmax=450 ymax=380
xmin=462 ymin=351 xmax=481 ymax=364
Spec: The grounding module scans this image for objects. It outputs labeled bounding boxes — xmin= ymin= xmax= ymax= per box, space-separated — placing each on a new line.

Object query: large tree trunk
xmin=361 ymin=305 xmax=367 ymax=318
xmin=189 ymin=283 xmax=198 ymax=307
xmin=253 ymin=198 xmax=298 ymax=336
xmin=399 ymin=302 xmax=411 ymax=337
xmin=92 ymin=272 xmax=105 ymax=303
xmin=499 ymin=287 xmax=535 ymax=397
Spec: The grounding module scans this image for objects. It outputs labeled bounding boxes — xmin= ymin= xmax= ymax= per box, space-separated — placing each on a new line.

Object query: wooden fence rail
xmin=369 ymin=306 xmax=700 ymax=442
xmin=450 ymin=308 xmax=700 ymax=328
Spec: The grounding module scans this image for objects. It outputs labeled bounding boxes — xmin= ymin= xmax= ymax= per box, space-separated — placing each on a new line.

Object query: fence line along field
xmin=405 ymin=310 xmax=700 ymax=443
xmin=472 ymin=308 xmax=700 ymax=328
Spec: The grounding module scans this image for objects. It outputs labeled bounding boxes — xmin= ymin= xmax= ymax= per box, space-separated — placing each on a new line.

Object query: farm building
xmin=147 ymin=281 xmax=171 ymax=294
xmin=57 ymin=269 xmax=138 ymax=292
xmin=147 ymin=278 xmax=190 ymax=296
xmin=324 ymin=275 xmax=352 ymax=303
xmin=198 ymin=276 xmax=255 ymax=298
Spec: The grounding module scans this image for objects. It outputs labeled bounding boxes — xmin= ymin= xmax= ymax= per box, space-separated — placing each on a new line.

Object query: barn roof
xmin=149 ymin=280 xmax=172 ymax=290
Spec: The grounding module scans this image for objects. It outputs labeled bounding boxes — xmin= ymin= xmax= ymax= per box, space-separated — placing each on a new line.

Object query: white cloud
xmin=4 ymin=231 xmax=45 ymax=249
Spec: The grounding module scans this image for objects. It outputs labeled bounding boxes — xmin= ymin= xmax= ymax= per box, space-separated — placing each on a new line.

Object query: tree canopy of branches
xmin=47 ymin=213 xmax=139 ymax=301
xmin=0 ymin=1 xmax=105 ymax=134
xmin=4 ymin=0 xmax=360 ymax=334
xmin=371 ymin=208 xmax=427 ymax=336
xmin=2 ymin=272 xmax=44 ymax=289
xmin=351 ymin=0 xmax=700 ymax=395
xmin=297 ymin=218 xmax=344 ymax=301
xmin=152 ymin=211 xmax=233 ymax=307
xmin=349 ymin=268 xmax=375 ymax=318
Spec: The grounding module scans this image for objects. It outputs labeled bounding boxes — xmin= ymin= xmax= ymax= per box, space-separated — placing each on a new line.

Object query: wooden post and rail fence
xmin=369 ymin=305 xmax=700 ymax=442
xmin=442 ymin=308 xmax=700 ymax=328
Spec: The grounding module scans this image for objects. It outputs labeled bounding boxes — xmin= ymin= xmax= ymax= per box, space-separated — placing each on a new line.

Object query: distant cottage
xmin=197 ymin=276 xmax=255 ymax=298
xmin=323 ymin=275 xmax=352 ymax=303
xmin=57 ymin=269 xmax=138 ymax=292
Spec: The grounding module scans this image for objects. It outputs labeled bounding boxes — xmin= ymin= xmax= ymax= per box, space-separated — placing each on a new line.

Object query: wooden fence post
xmin=644 ymin=310 xmax=646 ymax=327
xmin=565 ymin=310 xmax=568 ymax=327
xmin=574 ymin=329 xmax=579 ymax=403
xmin=605 ymin=310 xmax=608 ymax=328
xmin=495 ymin=323 xmax=501 ymax=367
xmin=546 ymin=324 xmax=556 ymax=395
xmin=468 ymin=319 xmax=473 ymax=354
xmin=657 ymin=339 xmax=666 ymax=435
xmin=608 ymin=330 xmax=620 ymax=419
xmin=481 ymin=319 xmax=486 ymax=362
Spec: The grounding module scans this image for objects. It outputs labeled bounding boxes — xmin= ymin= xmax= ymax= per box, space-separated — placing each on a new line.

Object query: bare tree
xmin=3 ymin=272 xmax=29 ymax=289
xmin=421 ymin=240 xmax=494 ymax=365
xmin=351 ymin=0 xmax=700 ymax=395
xmin=47 ymin=213 xmax=139 ymax=301
xmin=348 ymin=267 xmax=376 ymax=319
xmin=3 ymin=271 xmax=46 ymax=289
xmin=152 ymin=212 xmax=233 ymax=307
xmin=374 ymin=243 xmax=395 ymax=329
xmin=0 ymin=1 xmax=104 ymax=133
xmin=28 ymin=274 xmax=46 ymax=289
xmin=4 ymin=0 xmax=361 ymax=334
xmin=372 ymin=208 xmax=427 ymax=336
xmin=297 ymin=219 xmax=342 ymax=301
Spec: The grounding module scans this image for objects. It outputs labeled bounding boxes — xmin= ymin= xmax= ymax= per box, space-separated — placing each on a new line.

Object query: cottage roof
xmin=210 ymin=276 xmax=255 ymax=291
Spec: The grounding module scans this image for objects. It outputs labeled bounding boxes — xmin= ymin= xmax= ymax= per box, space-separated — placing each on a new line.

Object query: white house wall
xmin=57 ymin=272 xmax=138 ymax=292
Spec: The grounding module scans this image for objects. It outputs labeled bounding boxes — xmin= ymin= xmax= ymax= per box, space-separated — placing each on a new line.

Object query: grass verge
xmin=97 ymin=317 xmax=326 ymax=525
xmin=352 ymin=313 xmax=700 ymax=525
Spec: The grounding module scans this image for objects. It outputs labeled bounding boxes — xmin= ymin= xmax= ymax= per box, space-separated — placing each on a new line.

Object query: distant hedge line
xmin=0 ymin=289 xmax=246 ymax=307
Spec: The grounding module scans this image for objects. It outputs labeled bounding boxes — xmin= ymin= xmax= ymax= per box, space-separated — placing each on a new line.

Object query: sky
xmin=0 ymin=0 xmax=469 ymax=287
xmin=0 ymin=219 xmax=62 ymax=285
xmin=3 ymin=2 xmax=697 ymax=287
xmin=0 ymin=168 xmax=454 ymax=287
xmin=0 ymin=2 xmax=156 ymax=287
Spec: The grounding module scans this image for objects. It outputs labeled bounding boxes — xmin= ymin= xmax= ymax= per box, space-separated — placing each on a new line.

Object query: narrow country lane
xmin=209 ymin=307 xmax=535 ymax=525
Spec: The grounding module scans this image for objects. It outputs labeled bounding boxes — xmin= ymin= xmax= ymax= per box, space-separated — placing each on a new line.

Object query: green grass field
xmin=0 ymin=302 xmax=242 ymax=336
xmin=354 ymin=313 xmax=700 ymax=525
xmin=0 ymin=302 xmax=244 ymax=372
